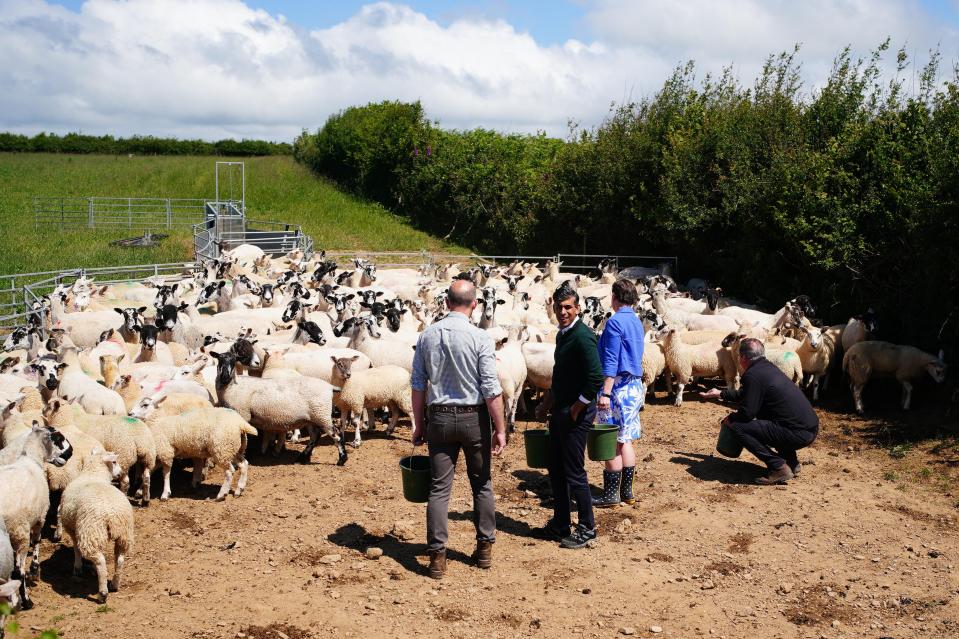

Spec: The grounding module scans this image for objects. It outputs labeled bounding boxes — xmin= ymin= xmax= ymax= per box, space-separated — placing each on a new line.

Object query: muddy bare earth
xmin=13 ymin=383 xmax=959 ymax=639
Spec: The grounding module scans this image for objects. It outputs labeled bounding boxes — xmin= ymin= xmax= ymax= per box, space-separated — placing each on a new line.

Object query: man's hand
xmin=491 ymin=430 xmax=507 ymax=456
xmin=411 ymin=425 xmax=426 ymax=447
xmin=597 ymin=395 xmax=611 ymax=411
xmin=701 ymin=388 xmax=723 ymax=400
xmin=570 ymin=400 xmax=585 ymax=422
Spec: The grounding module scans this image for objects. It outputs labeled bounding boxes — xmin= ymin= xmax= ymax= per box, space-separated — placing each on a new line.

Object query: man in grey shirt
xmin=411 ymin=279 xmax=507 ymax=579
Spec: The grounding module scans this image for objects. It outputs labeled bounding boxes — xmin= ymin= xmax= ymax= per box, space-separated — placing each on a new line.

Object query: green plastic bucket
xmin=399 ymin=455 xmax=431 ymax=503
xmin=716 ymin=423 xmax=744 ymax=458
xmin=587 ymin=424 xmax=619 ymax=461
xmin=523 ymin=429 xmax=550 ymax=468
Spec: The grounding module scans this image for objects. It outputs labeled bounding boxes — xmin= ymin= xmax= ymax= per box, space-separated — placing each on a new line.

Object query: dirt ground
xmin=13 ymin=383 xmax=959 ymax=639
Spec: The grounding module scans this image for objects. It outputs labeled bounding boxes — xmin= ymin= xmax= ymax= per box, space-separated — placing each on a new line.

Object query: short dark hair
xmin=739 ymin=337 xmax=765 ymax=362
xmin=611 ymin=279 xmax=638 ymax=306
xmin=553 ymin=282 xmax=579 ymax=305
xmin=447 ymin=280 xmax=476 ymax=308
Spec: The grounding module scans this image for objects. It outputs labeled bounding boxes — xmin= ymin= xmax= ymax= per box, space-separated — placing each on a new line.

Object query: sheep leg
xmin=673 ymin=382 xmax=685 ymax=407
xmin=271 ymin=433 xmax=285 ymax=456
xmin=160 ymin=464 xmax=173 ymax=500
xmin=811 ymin=377 xmax=820 ymax=402
xmin=215 ymin=463 xmax=234 ymax=501
xmin=259 ymin=433 xmax=271 ymax=455
xmin=191 ymin=458 xmax=207 ymax=489
xmin=72 ymin=547 xmax=83 ymax=579
xmin=93 ymin=552 xmax=109 ymax=603
xmin=109 ymin=543 xmax=124 ymax=593
xmin=140 ymin=466 xmax=151 ymax=506
xmin=350 ymin=414 xmax=363 ymax=448
xmin=365 ymin=409 xmax=376 ymax=432
xmin=852 ymin=383 xmax=865 ymax=414
xmin=28 ymin=524 xmax=42 ymax=580
xmin=901 ymin=381 xmax=913 ymax=410
xmin=120 ymin=471 xmax=130 ymax=494
xmin=234 ymin=458 xmax=249 ymax=496
xmin=386 ymin=401 xmax=400 ymax=436
xmin=14 ymin=549 xmax=32 ymax=610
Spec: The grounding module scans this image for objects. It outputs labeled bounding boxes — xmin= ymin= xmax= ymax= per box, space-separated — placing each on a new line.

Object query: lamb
xmin=210 ymin=351 xmax=346 ymax=465
xmin=723 ymin=333 xmax=803 ymax=386
xmin=641 ymin=339 xmax=671 ymax=397
xmin=494 ymin=325 xmax=529 ymax=431
xmin=788 ymin=322 xmax=838 ymax=401
xmin=842 ymin=341 xmax=946 ymax=413
xmin=57 ymin=447 xmax=134 ymax=603
xmin=522 ymin=342 xmax=554 ymax=391
xmin=43 ymin=400 xmax=155 ymax=505
xmin=0 ymin=518 xmax=21 ymax=629
xmin=841 ymin=309 xmax=877 ymax=351
xmin=0 ymin=424 xmax=73 ymax=610
xmin=130 ymin=396 xmax=256 ymax=501
xmin=660 ymin=328 xmax=738 ymax=406
xmin=34 ymin=354 xmax=126 ymax=416
xmin=337 ymin=315 xmax=415 ymax=371
xmin=260 ymin=348 xmax=371 ymax=383
xmin=330 ymin=359 xmax=413 ymax=447
xmin=0 ymin=413 xmax=102 ymax=494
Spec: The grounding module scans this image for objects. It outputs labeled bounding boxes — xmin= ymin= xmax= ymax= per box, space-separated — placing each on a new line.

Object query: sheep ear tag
xmin=124 ymin=417 xmax=139 ymax=425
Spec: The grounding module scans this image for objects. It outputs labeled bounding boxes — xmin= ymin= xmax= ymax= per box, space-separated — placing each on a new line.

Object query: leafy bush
xmin=295 ymin=43 xmax=959 ymax=353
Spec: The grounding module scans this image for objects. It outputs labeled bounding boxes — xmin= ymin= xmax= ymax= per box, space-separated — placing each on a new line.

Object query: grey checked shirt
xmin=411 ymin=311 xmax=502 ymax=405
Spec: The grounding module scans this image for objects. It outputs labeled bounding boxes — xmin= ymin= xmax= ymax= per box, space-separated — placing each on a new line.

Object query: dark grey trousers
xmin=426 ymin=407 xmax=495 ymax=552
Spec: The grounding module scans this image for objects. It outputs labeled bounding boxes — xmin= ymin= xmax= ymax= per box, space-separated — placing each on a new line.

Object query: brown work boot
xmin=756 ymin=465 xmax=795 ymax=485
xmin=428 ymin=550 xmax=447 ymax=579
xmin=474 ymin=541 xmax=492 ymax=569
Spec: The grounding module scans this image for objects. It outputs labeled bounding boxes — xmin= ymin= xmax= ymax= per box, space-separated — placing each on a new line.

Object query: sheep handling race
xmin=3 ymin=3 xmax=959 ymax=639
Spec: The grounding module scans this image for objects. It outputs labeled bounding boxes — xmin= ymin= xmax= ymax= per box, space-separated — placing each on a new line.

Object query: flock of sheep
xmin=0 ymin=246 xmax=949 ymax=628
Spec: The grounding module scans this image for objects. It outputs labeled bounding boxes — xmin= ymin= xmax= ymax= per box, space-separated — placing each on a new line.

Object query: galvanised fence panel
xmin=34 ymin=197 xmax=207 ymax=230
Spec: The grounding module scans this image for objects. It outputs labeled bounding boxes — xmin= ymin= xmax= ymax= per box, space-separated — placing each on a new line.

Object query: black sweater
xmin=551 ymin=319 xmax=604 ymax=411
xmin=720 ymin=358 xmax=819 ymax=431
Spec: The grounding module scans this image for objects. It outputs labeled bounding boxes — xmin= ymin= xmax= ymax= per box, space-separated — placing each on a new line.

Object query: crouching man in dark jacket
xmin=702 ymin=338 xmax=818 ymax=484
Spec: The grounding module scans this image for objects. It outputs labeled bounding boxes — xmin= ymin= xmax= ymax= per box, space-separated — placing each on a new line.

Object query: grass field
xmin=0 ymin=153 xmax=467 ymax=275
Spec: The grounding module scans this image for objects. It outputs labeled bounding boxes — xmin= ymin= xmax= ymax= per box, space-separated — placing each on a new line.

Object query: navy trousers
xmin=729 ymin=419 xmax=817 ymax=470
xmin=547 ymin=405 xmax=595 ymax=530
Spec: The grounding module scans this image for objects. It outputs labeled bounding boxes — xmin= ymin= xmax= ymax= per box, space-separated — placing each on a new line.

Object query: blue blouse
xmin=597 ymin=307 xmax=645 ymax=378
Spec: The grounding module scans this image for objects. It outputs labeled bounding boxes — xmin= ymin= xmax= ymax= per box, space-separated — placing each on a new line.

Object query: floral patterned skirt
xmin=596 ymin=373 xmax=645 ymax=443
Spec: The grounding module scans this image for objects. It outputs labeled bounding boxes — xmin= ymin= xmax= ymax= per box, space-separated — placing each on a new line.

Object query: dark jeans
xmin=426 ymin=407 xmax=495 ymax=552
xmin=729 ymin=419 xmax=818 ymax=470
xmin=547 ymin=404 xmax=596 ymax=530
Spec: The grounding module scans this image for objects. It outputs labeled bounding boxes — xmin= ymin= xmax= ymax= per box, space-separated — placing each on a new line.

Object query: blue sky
xmin=9 ymin=1 xmax=959 ymax=140
xmin=48 ymin=0 xmax=959 ymax=46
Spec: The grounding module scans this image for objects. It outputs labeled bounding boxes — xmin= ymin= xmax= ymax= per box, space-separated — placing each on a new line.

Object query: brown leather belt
xmin=429 ymin=404 xmax=483 ymax=414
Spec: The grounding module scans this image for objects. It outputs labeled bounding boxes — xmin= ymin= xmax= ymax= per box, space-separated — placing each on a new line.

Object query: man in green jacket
xmin=535 ymin=283 xmax=604 ymax=548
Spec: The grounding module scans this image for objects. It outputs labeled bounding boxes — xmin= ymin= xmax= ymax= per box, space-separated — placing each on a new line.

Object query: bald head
xmin=447 ymin=280 xmax=477 ymax=311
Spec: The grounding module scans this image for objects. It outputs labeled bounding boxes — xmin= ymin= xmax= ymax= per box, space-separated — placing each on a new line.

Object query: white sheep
xmin=33 ymin=354 xmax=126 ymax=416
xmin=210 ymin=351 xmax=346 ymax=466
xmin=842 ymin=341 xmax=946 ymax=413
xmin=0 ymin=424 xmax=73 ymax=610
xmin=130 ymin=396 xmax=256 ymax=501
xmin=641 ymin=339 xmax=672 ymax=397
xmin=330 ymin=360 xmax=413 ymax=447
xmin=44 ymin=400 xmax=156 ymax=505
xmin=1 ymin=518 xmax=22 ymax=625
xmin=494 ymin=325 xmax=529 ymax=431
xmin=339 ymin=315 xmax=415 ymax=371
xmin=261 ymin=347 xmax=371 ymax=383
xmin=789 ymin=322 xmax=839 ymax=401
xmin=723 ymin=332 xmax=803 ymax=385
xmin=58 ymin=448 xmax=134 ymax=603
xmin=660 ymin=328 xmax=738 ymax=406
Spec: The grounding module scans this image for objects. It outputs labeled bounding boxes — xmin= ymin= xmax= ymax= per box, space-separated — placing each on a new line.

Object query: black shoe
xmin=560 ymin=524 xmax=597 ymax=549
xmin=790 ymin=462 xmax=801 ymax=476
xmin=533 ymin=519 xmax=570 ymax=541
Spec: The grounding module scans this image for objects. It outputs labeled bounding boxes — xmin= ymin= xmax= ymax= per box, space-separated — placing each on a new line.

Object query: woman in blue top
xmin=593 ymin=279 xmax=646 ymax=508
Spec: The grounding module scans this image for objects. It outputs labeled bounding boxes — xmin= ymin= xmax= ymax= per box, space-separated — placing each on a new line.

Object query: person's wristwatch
xmin=601 ymin=392 xmax=612 ymax=398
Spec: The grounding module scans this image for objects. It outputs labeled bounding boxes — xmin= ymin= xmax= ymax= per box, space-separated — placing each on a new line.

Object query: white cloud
xmin=0 ymin=0 xmax=954 ymax=141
